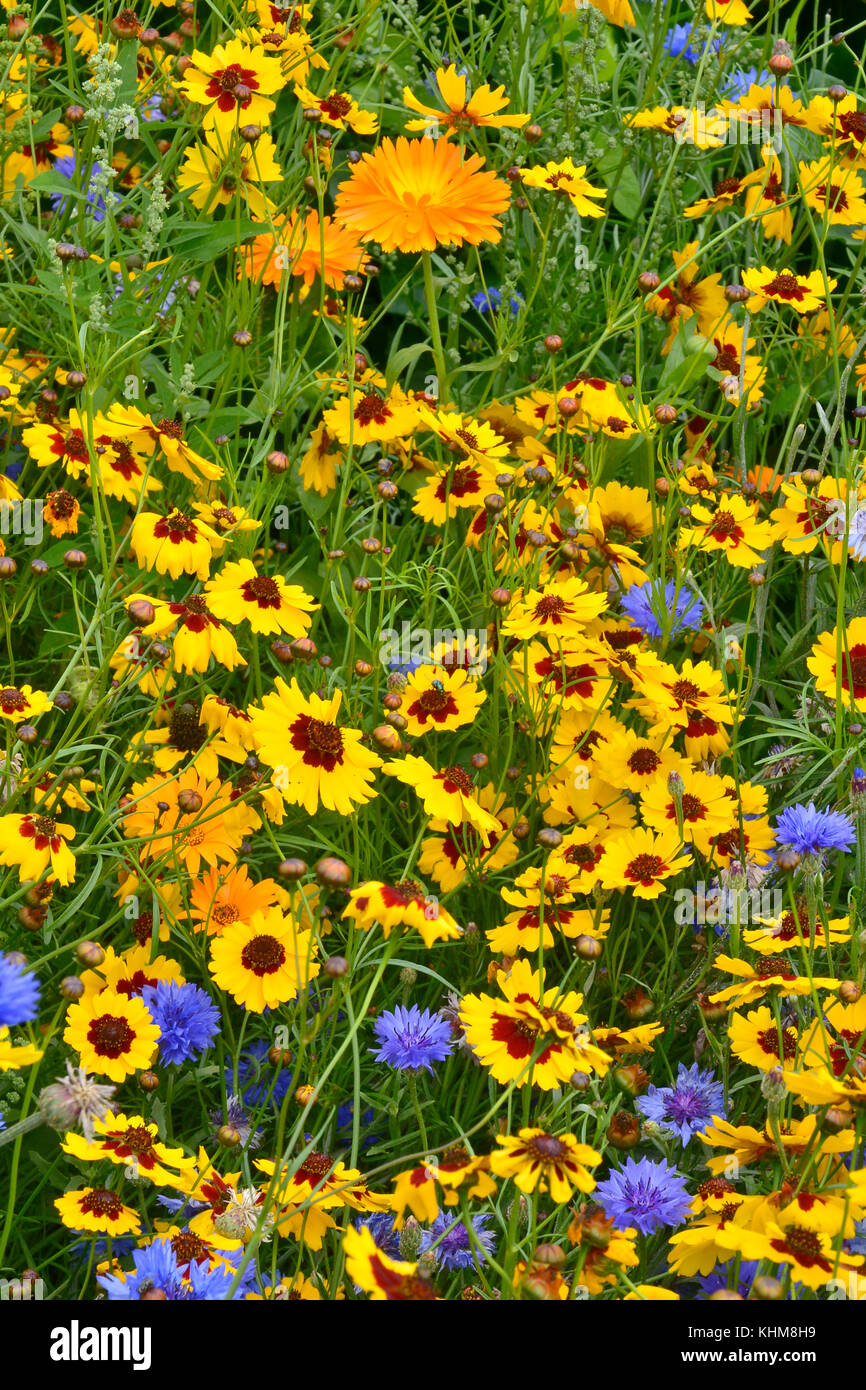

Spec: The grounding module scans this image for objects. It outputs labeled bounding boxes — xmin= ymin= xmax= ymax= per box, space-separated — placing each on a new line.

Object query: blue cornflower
xmin=50 ymin=154 xmax=120 ymax=223
xmin=0 ymin=953 xmax=40 ymax=1027
xmin=228 ymin=1038 xmax=293 ymax=1108
xmin=637 ymin=1062 xmax=726 ymax=1145
xmin=73 ymin=1236 xmax=136 ymax=1265
xmin=140 ymin=94 xmax=166 ymax=123
xmin=335 ymin=1099 xmax=381 ymax=1150
xmin=141 ymin=980 xmax=220 ymax=1064
xmin=595 ymin=1156 xmax=692 ymax=1235
xmin=775 ymin=802 xmax=856 ymax=856
xmin=662 ymin=23 xmax=723 ymax=64
xmin=98 ymin=1238 xmax=245 ymax=1300
xmin=621 ymin=578 xmax=704 ymax=640
xmin=420 ymin=1212 xmax=496 ymax=1270
xmin=724 ymin=66 xmax=797 ymax=100
xmin=355 ymin=1212 xmax=403 ymax=1262
xmin=0 ymin=1114 xmax=5 ymax=1131
xmin=471 ymin=287 xmax=524 ymax=316
xmin=370 ymin=1004 xmax=453 ymax=1073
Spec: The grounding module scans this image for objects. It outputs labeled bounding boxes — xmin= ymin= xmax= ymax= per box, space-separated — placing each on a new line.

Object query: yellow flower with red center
xmin=334 ymin=136 xmax=512 ymax=254
xmin=382 ymin=754 xmax=500 ymax=833
xmin=178 ymin=39 xmax=284 ymax=132
xmin=625 ymin=105 xmax=726 ymax=149
xmin=0 ymin=809 xmax=76 ymax=884
xmin=209 ymin=906 xmax=319 ymax=1012
xmin=808 ymin=617 xmax=866 ymax=709
xmin=770 ymin=474 xmax=853 ymax=558
xmin=521 ymin=158 xmax=607 ymax=216
xmin=743 ymin=902 xmax=850 ymax=954
xmin=501 ymin=577 xmax=606 ymax=641
xmin=709 ymin=954 xmax=839 ymax=1010
xmin=293 ymin=82 xmax=378 ymax=132
xmin=646 ymin=242 xmax=728 ymax=353
xmin=418 ymin=783 xmax=519 ymax=891
xmin=0 ymin=1028 xmax=42 ymax=1070
xmin=699 ymin=1114 xmax=854 ymax=1176
xmin=639 ymin=767 xmax=732 ymax=856
xmin=342 ymin=878 xmax=461 ymax=948
xmin=78 ymin=943 xmax=184 ymax=1002
xmin=678 ymin=492 xmax=774 ymax=567
xmin=323 ymin=383 xmax=421 ymax=448
xmin=64 ymin=990 xmax=160 ymax=1082
xmin=600 ymin=827 xmax=691 ymax=899
xmin=761 ymin=1210 xmax=862 ymax=1291
xmin=706 ymin=0 xmax=752 ymax=21
xmin=706 ymin=317 xmax=766 ymax=402
xmin=108 ymin=629 xmax=175 ymax=700
xmin=43 ymin=488 xmax=82 ymax=537
xmin=130 ymin=507 xmax=221 ymax=581
xmin=177 ymin=128 xmax=282 ymax=218
xmin=459 ymin=957 xmax=611 ymax=1089
xmin=343 ymin=1225 xmax=436 ymax=1301
xmin=21 ymin=410 xmax=92 ymax=477
xmin=491 ymin=1128 xmax=600 ymax=1201
xmin=55 ymin=1188 xmax=141 ymax=1235
xmin=598 ymin=729 xmax=686 ymax=792
xmin=741 ymin=265 xmax=835 ymax=313
xmin=241 ymin=210 xmax=368 ymax=292
xmin=489 ymin=859 xmax=592 ymax=955
xmin=728 ymin=1006 xmax=799 ymax=1071
xmin=136 ymin=593 xmax=246 ymax=674
xmin=0 ymin=683 xmax=52 ymax=724
xmin=403 ymin=64 xmax=529 ymax=136
xmin=189 ymin=864 xmax=283 ymax=936
xmin=250 ymin=678 xmax=382 ymax=816
xmin=204 ymin=558 xmax=317 ymax=637
xmin=630 ymin=657 xmax=732 ymax=758
xmin=396 ymin=665 xmax=485 ymax=738
xmin=743 ymin=150 xmax=792 ymax=244
xmin=191 ymin=499 xmax=261 ymax=554
xmin=62 ymin=1112 xmax=196 ymax=1188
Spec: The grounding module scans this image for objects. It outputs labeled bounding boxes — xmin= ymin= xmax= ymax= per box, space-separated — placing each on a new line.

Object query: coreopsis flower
xmin=129 ymin=507 xmax=221 ymax=581
xmin=518 ymin=641 xmax=611 ymax=716
xmin=136 ymin=594 xmax=246 ymax=674
xmin=412 ymin=458 xmax=501 ymax=524
xmin=708 ymin=954 xmax=838 ymax=1010
xmin=563 ymin=0 xmax=634 ymax=25
xmin=100 ymin=405 xmax=223 ymax=485
xmin=21 ymin=410 xmax=92 ymax=477
xmin=600 ymin=827 xmax=690 ymax=899
xmin=784 ymin=1066 xmax=866 ymax=1109
xmin=625 ymin=105 xmax=725 ymax=149
xmin=403 ymin=64 xmax=529 ymax=135
xmin=760 ymin=1209 xmax=862 ymax=1291
xmin=241 ymin=210 xmax=368 ymax=292
xmin=250 ymin=678 xmax=382 ymax=815
xmin=666 ymin=1196 xmax=769 ymax=1277
xmin=741 ymin=265 xmax=836 ymax=314
xmin=771 ymin=475 xmax=853 ymax=557
xmin=293 ymin=82 xmax=378 ymax=132
xmin=398 ymin=666 xmax=485 ymax=737
xmin=728 ymin=1006 xmax=799 ymax=1071
xmin=743 ymin=901 xmax=850 ymax=954
xmin=597 ymin=730 xmax=686 ymax=791
xmin=298 ymin=423 xmax=342 ymax=494
xmin=705 ymin=318 xmax=766 ymax=402
xmin=418 ymin=783 xmax=519 ymax=892
xmin=0 ymin=1028 xmax=42 ymax=1071
xmin=333 ymin=136 xmax=512 ymax=253
xmin=204 ymin=558 xmax=317 ymax=637
xmin=55 ymin=1188 xmax=141 ymax=1236
xmin=208 ymin=907 xmax=319 ymax=1012
xmin=78 ymin=943 xmax=184 ymax=1002
xmin=382 ymin=754 xmax=500 ymax=833
xmin=798 ymin=992 xmax=866 ymax=1077
xmin=189 ymin=863 xmax=283 ymax=936
xmin=0 ymin=809 xmax=76 ymax=884
xmin=178 ymin=39 xmax=284 ymax=132
xmin=420 ymin=407 xmax=513 ymax=470
xmin=521 ymin=158 xmax=607 ymax=216
xmin=322 ymin=383 xmax=420 ymax=448
xmin=61 ymin=1112 xmax=196 ymax=1187
xmin=490 ymin=860 xmax=590 ymax=955
xmin=108 ymin=629 xmax=175 ymax=699
xmin=678 ymin=493 xmax=774 ymax=567
xmin=631 ymin=657 xmax=732 ymax=755
xmin=459 ymin=957 xmax=611 ymax=1089
xmin=646 ymin=242 xmax=728 ymax=352
xmin=639 ymin=768 xmax=732 ymax=855
xmin=501 ymin=576 xmax=606 ymax=641
xmin=177 ymin=128 xmax=282 ymax=218
xmin=0 ymin=683 xmax=52 ymax=724
xmin=191 ymin=500 xmax=261 ymax=554
xmin=343 ymin=878 xmax=461 ymax=948
xmin=807 ymin=617 xmax=866 ymax=709
xmin=43 ymin=488 xmax=81 ymax=537
xmin=742 ymin=149 xmax=792 ymax=243
xmin=706 ymin=0 xmax=752 ymax=20
xmin=343 ymin=1224 xmax=436 ymax=1301
xmin=121 ymin=769 xmax=252 ymax=873
xmin=491 ymin=1129 xmax=600 ymax=1201
xmin=96 ymin=435 xmax=162 ymax=506
xmin=63 ymin=989 xmax=160 ymax=1082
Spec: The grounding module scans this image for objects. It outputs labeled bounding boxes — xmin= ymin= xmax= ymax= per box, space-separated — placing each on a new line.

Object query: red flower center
xmin=240 ymin=933 xmax=286 ymax=976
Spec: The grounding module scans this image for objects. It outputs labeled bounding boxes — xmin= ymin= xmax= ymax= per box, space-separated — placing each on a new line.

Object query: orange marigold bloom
xmin=240 ymin=209 xmax=369 ymax=291
xmin=334 ymin=137 xmax=511 ymax=254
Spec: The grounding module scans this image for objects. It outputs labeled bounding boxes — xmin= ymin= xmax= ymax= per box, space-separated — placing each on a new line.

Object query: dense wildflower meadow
xmin=3 ymin=0 xmax=866 ymax=1316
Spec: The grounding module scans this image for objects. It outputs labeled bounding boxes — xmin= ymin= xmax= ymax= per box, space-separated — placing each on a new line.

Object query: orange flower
xmin=334 ymin=137 xmax=511 ymax=253
xmin=240 ymin=209 xmax=369 ymax=291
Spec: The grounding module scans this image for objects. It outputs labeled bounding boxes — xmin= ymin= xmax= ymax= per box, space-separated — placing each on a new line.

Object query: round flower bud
xmin=574 ymin=935 xmax=603 ymax=962
xmin=768 ymin=53 xmax=793 ymax=75
xmin=383 ymin=693 xmax=403 ymax=711
xmin=471 ymin=752 xmax=488 ymax=770
xmin=654 ymin=404 xmax=678 ymax=425
xmin=265 ymin=450 xmax=289 ymax=474
xmin=139 ymin=1071 xmax=160 ymax=1091
xmin=557 ymin=396 xmax=579 ymax=417
xmin=232 ymin=328 xmax=253 ymax=348
xmin=353 ymin=577 xmax=372 ymax=593
xmin=277 ymin=858 xmax=307 ymax=880
xmin=637 ymin=271 xmax=660 ymax=293
xmin=268 ymin=1046 xmax=292 ymax=1067
xmin=63 ymin=549 xmax=87 ymax=569
xmin=344 ymin=273 xmax=364 ymax=293
xmin=839 ymin=980 xmax=861 ymax=1004
xmin=544 ymin=334 xmax=563 ymax=354
xmin=748 ymin=569 xmax=765 ymax=587
xmin=490 ymin=586 xmax=511 ymax=607
xmin=217 ymin=1124 xmax=242 ymax=1148
xmin=324 ymin=955 xmax=349 ymax=978
xmin=30 ymin=558 xmax=49 ymax=579
xmin=725 ymin=284 xmax=750 ymax=303
xmin=0 ymin=557 xmax=17 ymax=579
xmin=177 ymin=788 xmax=202 ymax=814
xmin=17 ymin=724 xmax=38 ymax=744
xmin=372 ymin=724 xmax=402 ymax=754
xmin=128 ymin=598 xmax=155 ymax=626
xmin=536 ymin=827 xmax=563 ymax=851
xmin=484 ymin=492 xmax=505 ymax=513
xmin=621 ymin=986 xmax=654 ymax=1020
xmin=290 ymin=637 xmax=317 ymax=661
xmin=65 ymin=104 xmax=86 ymax=123
xmin=709 ymin=1290 xmax=743 ymax=1301
xmin=60 ymin=976 xmax=85 ymax=1000
xmin=66 ymin=370 xmax=87 ymax=389
xmin=612 ymin=1062 xmax=650 ymax=1096
xmin=315 ymin=856 xmax=352 ymax=888
xmin=775 ymin=848 xmax=801 ymax=873
xmin=377 ymin=479 xmax=398 ymax=500
xmin=76 ymin=941 xmax=104 ymax=967
xmin=55 ymin=242 xmax=85 ymax=264
xmin=829 ymin=84 xmax=848 ymax=102
xmin=295 ymin=1084 xmax=315 ymax=1105
xmin=18 ymin=907 xmax=45 ymax=931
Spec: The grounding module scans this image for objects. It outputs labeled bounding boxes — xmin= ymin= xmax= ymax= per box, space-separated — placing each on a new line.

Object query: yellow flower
xmin=678 ymin=493 xmax=774 ymax=567
xmin=399 ymin=665 xmax=486 ymax=737
xmin=209 ymin=907 xmax=319 ymax=1012
xmin=343 ymin=1224 xmax=436 ymax=1300
xmin=705 ymin=0 xmax=752 ymax=22
xmin=294 ymin=83 xmax=378 ymax=133
xmin=382 ymin=754 xmax=500 ymax=833
xmin=177 ymin=129 xmax=281 ymax=217
xmin=600 ymin=827 xmax=691 ymax=899
xmin=521 ymin=158 xmax=607 ymax=216
xmin=0 ymin=1026 xmax=42 ymax=1071
xmin=741 ymin=265 xmax=835 ymax=314
xmin=204 ymin=558 xmax=317 ymax=637
xmin=61 ymin=1112 xmax=196 ymax=1188
xmin=55 ymin=1188 xmax=141 ymax=1235
xmin=0 ymin=683 xmax=52 ymax=724
xmin=63 ymin=990 xmax=160 ymax=1082
xmin=178 ymin=39 xmax=284 ymax=132
xmin=403 ymin=64 xmax=529 ymax=135
xmin=129 ymin=507 xmax=221 ymax=581
xmin=0 ymin=809 xmax=76 ymax=885
xmin=490 ymin=1128 xmax=600 ymax=1201
xmin=500 ymin=576 xmax=606 ymax=641
xmin=807 ymin=617 xmax=866 ymax=709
